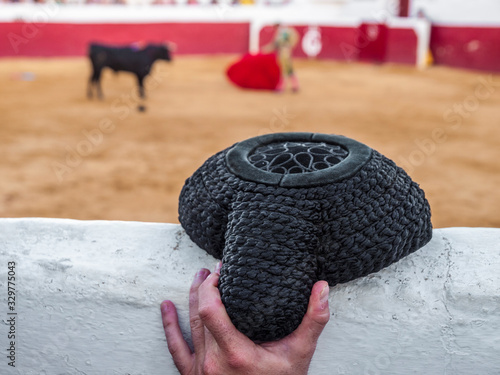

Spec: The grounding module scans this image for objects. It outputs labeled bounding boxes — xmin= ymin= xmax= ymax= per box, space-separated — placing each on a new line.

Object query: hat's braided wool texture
xmin=179 ymin=145 xmax=432 ymax=342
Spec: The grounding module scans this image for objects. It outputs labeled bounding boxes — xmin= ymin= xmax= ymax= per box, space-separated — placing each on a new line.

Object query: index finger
xmin=285 ymin=281 xmax=330 ymax=356
xmin=197 ymin=271 xmax=252 ymax=353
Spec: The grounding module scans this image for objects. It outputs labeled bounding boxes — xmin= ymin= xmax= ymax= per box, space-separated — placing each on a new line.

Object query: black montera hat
xmin=179 ymin=132 xmax=432 ymax=342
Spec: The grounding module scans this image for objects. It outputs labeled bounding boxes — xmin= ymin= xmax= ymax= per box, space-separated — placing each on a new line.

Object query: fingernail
xmin=320 ymin=285 xmax=329 ymax=309
xmin=214 ymin=261 xmax=222 ymax=274
xmin=196 ymin=268 xmax=208 ymax=279
xmin=161 ymin=300 xmax=170 ymax=313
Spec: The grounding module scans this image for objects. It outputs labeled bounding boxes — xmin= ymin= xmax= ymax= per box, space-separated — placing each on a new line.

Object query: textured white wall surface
xmin=0 ymin=218 xmax=499 ymax=375
xmin=411 ymin=0 xmax=500 ymax=25
xmin=0 ymin=3 xmax=387 ymax=24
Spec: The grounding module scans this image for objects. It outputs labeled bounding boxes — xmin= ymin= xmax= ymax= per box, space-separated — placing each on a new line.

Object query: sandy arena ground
xmin=1 ymin=56 xmax=499 ymax=228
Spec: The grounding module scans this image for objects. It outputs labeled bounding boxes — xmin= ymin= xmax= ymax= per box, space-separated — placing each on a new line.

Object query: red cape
xmin=226 ymin=53 xmax=281 ymax=91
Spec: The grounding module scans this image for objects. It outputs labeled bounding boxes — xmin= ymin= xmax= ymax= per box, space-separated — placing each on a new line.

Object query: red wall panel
xmin=430 ymin=26 xmax=500 ymax=72
xmin=0 ymin=22 xmax=250 ymax=57
xmin=309 ymin=26 xmax=362 ymax=60
xmin=357 ymin=23 xmax=388 ymax=64
xmin=385 ymin=27 xmax=418 ymax=65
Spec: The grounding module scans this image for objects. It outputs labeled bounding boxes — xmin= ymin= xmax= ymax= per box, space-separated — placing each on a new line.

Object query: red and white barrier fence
xmin=0 ymin=2 xmax=499 ymax=72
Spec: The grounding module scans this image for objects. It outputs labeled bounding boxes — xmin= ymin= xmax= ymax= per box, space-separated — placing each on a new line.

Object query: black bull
xmin=87 ymin=43 xmax=172 ymax=100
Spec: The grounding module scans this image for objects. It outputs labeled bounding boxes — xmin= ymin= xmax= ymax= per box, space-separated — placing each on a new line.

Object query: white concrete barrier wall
xmin=0 ymin=218 xmax=499 ymax=374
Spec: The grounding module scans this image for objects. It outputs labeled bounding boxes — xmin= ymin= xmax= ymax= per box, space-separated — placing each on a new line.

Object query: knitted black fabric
xmin=178 ymin=132 xmax=432 ymax=342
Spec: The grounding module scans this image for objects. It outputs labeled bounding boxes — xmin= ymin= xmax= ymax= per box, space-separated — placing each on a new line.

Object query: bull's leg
xmin=88 ymin=64 xmax=103 ymax=100
xmin=87 ymin=59 xmax=95 ymax=99
xmin=95 ymin=73 xmax=103 ymax=100
xmin=136 ymin=75 xmax=147 ymax=112
xmin=89 ymin=67 xmax=104 ymax=100
xmin=137 ymin=75 xmax=145 ymax=99
xmin=87 ymin=71 xmax=96 ymax=99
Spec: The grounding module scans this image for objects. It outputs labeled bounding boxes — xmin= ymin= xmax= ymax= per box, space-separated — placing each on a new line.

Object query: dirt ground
xmin=1 ymin=56 xmax=499 ymax=228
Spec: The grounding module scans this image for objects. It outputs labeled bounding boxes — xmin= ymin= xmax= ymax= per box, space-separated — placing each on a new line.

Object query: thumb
xmin=288 ymin=281 xmax=330 ymax=349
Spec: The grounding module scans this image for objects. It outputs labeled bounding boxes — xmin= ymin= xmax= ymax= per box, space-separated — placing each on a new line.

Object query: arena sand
xmin=0 ymin=56 xmax=499 ymax=228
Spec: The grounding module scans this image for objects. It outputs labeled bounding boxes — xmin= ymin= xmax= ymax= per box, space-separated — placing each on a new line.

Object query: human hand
xmin=160 ymin=262 xmax=330 ymax=375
